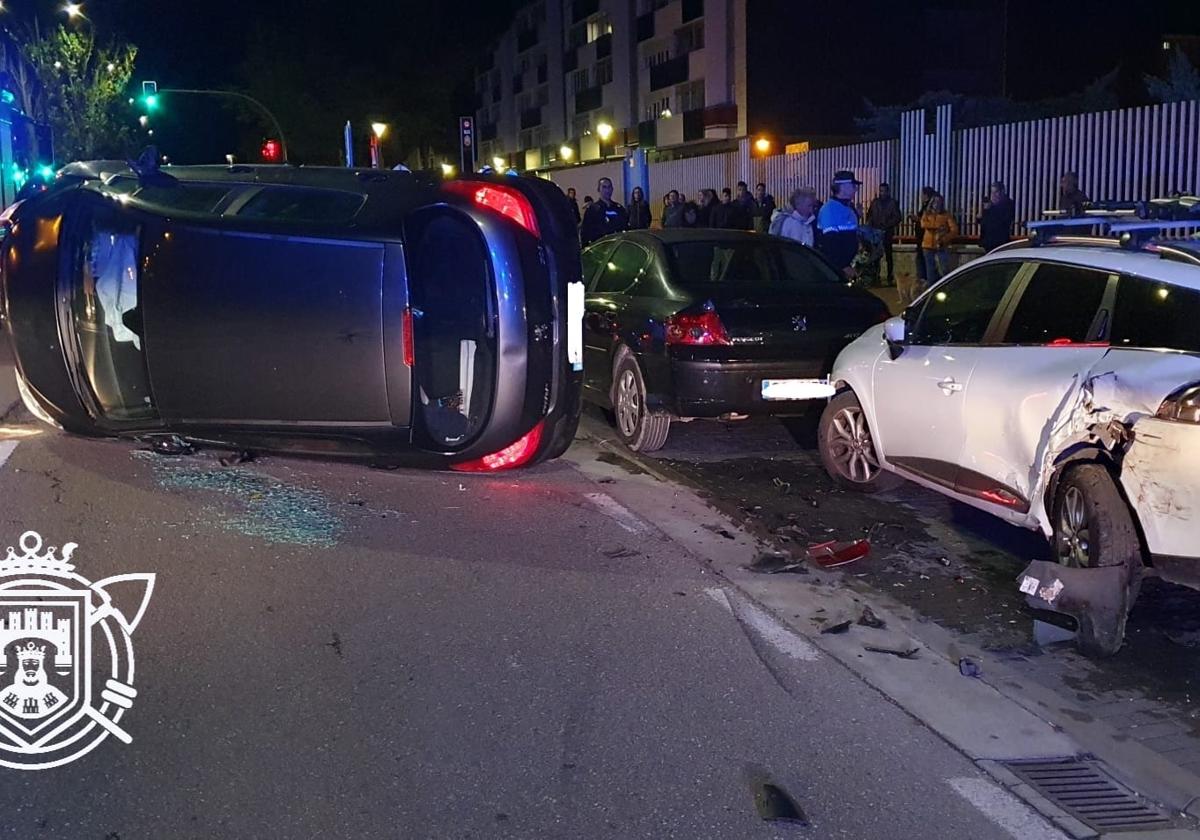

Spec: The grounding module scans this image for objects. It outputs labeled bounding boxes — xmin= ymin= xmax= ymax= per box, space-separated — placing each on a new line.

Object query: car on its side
xmin=820 ymin=227 xmax=1200 ymax=654
xmin=1 ymin=162 xmax=584 ymax=471
xmin=580 ymin=229 xmax=890 ymax=450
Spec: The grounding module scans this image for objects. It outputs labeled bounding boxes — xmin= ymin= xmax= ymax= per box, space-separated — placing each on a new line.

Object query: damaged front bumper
xmin=1018 ymin=559 xmax=1139 ymax=656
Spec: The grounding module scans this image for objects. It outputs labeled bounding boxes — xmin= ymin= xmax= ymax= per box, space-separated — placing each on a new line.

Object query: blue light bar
xmin=1109 ymin=220 xmax=1200 ymax=234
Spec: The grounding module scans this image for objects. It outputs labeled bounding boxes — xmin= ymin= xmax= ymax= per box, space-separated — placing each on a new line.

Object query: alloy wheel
xmin=1057 ymin=485 xmax=1092 ymax=567
xmin=615 ymin=369 xmax=641 ymax=439
xmin=826 ymin=406 xmax=880 ymax=483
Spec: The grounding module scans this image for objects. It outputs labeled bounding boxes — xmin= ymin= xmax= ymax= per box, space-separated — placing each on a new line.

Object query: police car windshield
xmin=667 ymin=240 xmax=842 ymax=290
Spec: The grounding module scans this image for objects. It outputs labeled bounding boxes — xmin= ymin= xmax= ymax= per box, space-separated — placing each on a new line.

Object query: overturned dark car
xmin=0 ymin=161 xmax=584 ymax=471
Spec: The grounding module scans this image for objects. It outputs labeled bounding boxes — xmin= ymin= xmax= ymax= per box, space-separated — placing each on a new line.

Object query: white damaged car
xmin=819 ymin=225 xmax=1200 ymax=654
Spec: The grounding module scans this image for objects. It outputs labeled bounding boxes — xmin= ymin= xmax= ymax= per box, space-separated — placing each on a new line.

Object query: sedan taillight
xmin=665 ymin=311 xmax=731 ymax=346
xmin=1156 ymin=384 xmax=1200 ymax=423
xmin=443 ymin=180 xmax=540 ymax=237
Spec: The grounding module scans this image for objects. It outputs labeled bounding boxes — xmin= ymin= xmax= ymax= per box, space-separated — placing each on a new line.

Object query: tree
xmin=1144 ymin=48 xmax=1200 ymax=103
xmin=19 ymin=24 xmax=137 ymax=161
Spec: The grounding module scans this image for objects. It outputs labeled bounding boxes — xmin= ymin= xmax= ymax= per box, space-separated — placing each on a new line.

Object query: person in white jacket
xmin=768 ymin=187 xmax=819 ymax=248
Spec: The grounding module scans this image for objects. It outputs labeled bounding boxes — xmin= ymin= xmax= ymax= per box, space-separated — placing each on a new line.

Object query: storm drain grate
xmin=1003 ymin=759 xmax=1173 ymax=833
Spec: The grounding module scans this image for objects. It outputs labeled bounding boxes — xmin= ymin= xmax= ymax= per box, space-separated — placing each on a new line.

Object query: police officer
xmin=579 ymin=176 xmax=628 ymax=246
xmin=817 ymin=169 xmax=862 ymax=279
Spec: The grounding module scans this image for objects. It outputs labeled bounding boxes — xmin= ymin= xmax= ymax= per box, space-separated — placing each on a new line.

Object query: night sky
xmin=77 ymin=0 xmax=1200 ymax=164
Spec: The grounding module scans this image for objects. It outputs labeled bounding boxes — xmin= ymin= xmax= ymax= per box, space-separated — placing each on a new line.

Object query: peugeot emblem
xmin=792 ymin=315 xmax=808 ymax=332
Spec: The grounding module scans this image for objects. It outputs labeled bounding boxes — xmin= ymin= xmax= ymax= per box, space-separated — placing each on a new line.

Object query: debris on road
xmin=958 ymin=658 xmax=982 ymax=678
xmin=144 ymin=434 xmax=195 ymax=456
xmin=747 ymin=552 xmax=809 ymax=575
xmin=602 ymin=546 xmax=640 ymax=559
xmin=1019 ymin=559 xmax=1137 ymax=656
xmin=820 ymin=619 xmax=853 ymax=635
xmin=939 ymin=557 xmax=951 ymax=566
xmin=705 ymin=525 xmax=737 ymax=540
xmin=750 ymin=779 xmax=809 ymax=826
xmin=807 ymin=539 xmax=870 ymax=568
xmin=219 ymin=450 xmax=257 ymax=467
xmin=863 ymin=641 xmax=920 ymax=659
xmin=1033 ymin=618 xmax=1077 ymax=647
xmin=857 ymin=606 xmax=886 ymax=629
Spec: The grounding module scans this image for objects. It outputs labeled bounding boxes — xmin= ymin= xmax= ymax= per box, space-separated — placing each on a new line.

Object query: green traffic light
xmin=37 ymin=165 xmax=55 ymax=181
xmin=144 ymin=93 xmax=159 ymax=111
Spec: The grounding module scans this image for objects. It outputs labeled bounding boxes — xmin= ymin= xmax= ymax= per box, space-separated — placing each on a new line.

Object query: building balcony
xmin=682 ymin=108 xmax=705 ymax=142
xmin=572 ymin=0 xmax=599 ymax=24
xmin=682 ymin=0 xmax=703 ymax=23
xmin=595 ymin=32 xmax=612 ymax=59
xmin=638 ymin=119 xmax=657 ymax=149
xmin=636 ymin=12 xmax=654 ymax=42
xmin=701 ymin=103 xmax=737 ymax=127
xmin=649 ymin=53 xmax=689 ymax=91
xmin=520 ymin=107 xmax=543 ymax=130
xmin=517 ymin=26 xmax=539 ymax=53
xmin=574 ymin=85 xmax=603 ymax=114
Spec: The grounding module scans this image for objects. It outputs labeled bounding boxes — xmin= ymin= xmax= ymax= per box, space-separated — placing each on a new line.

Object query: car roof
xmin=975 ymin=243 xmax=1200 ymax=291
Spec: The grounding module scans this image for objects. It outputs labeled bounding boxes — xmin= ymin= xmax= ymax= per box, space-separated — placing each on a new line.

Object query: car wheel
xmin=1052 ymin=464 xmax=1144 ymax=656
xmin=611 ymin=352 xmax=670 ymax=453
xmin=818 ymin=391 xmax=898 ymax=492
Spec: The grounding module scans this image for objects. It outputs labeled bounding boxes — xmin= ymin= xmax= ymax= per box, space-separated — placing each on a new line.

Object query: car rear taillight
xmin=451 ymin=420 xmax=545 ymax=472
xmin=665 ymin=311 xmax=731 ymax=346
xmin=1157 ymin=384 xmax=1200 ymax=423
xmin=402 ymin=307 xmax=415 ymax=367
xmin=444 ymin=180 xmax=540 ymax=237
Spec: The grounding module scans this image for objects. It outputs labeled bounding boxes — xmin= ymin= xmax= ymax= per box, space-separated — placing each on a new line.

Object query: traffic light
xmin=140 ymin=80 xmax=159 ymax=112
xmin=260 ymin=138 xmax=282 ymax=164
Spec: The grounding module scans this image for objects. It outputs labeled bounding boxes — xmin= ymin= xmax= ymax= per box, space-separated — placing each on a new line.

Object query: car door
xmin=140 ymin=187 xmax=391 ymax=426
xmin=583 ymin=240 xmax=651 ymax=400
xmin=871 ymin=260 xmax=1025 ymax=490
xmin=959 ymin=261 xmax=1116 ymax=514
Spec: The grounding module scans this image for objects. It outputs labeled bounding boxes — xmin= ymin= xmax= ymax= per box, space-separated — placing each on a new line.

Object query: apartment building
xmin=474 ymin=0 xmax=747 ymax=171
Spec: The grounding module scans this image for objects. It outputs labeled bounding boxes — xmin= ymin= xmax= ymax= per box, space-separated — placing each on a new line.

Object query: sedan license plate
xmin=761 ymin=378 xmax=835 ymax=401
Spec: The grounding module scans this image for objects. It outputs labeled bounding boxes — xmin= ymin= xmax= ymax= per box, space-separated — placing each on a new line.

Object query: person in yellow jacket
xmin=920 ymin=194 xmax=958 ymax=286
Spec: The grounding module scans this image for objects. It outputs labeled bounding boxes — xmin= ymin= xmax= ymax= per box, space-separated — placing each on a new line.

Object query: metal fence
xmin=541 ymin=99 xmax=1200 ymax=237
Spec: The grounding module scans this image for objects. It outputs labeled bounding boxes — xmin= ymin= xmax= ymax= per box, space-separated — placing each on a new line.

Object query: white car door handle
xmin=938 ymin=378 xmax=963 ymax=393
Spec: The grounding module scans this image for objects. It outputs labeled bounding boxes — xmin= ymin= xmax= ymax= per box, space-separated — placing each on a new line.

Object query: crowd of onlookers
xmin=563 ymin=168 xmax=1095 ymax=304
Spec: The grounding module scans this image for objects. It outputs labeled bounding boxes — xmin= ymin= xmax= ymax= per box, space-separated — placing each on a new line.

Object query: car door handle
xmin=937 ymin=378 xmax=963 ymax=394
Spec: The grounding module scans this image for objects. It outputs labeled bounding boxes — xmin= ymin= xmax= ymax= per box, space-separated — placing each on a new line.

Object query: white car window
xmin=1001 ymin=263 xmax=1111 ymax=345
xmin=1111 ymin=276 xmax=1200 ymax=353
xmin=910 ymin=262 xmax=1021 ymax=346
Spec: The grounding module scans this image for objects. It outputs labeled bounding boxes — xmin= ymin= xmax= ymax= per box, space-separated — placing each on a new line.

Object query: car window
xmin=132 ymin=183 xmax=232 ymax=214
xmin=581 ymin=240 xmax=618 ymax=290
xmin=234 ymin=187 xmax=365 ymax=225
xmin=910 ymin=261 xmax=1021 ymax=345
xmin=667 ymin=239 xmax=840 ymax=291
xmin=1111 ymin=275 xmax=1200 ymax=353
xmin=1002 ymin=263 xmax=1111 ymax=344
xmin=593 ymin=242 xmax=649 ymax=294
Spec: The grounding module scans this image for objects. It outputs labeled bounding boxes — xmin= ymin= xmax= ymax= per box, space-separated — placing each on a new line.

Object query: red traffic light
xmin=260 ymin=138 xmax=282 ymax=163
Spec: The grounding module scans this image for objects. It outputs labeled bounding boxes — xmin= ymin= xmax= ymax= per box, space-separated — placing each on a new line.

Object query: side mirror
xmin=883 ymin=316 xmax=906 ymax=359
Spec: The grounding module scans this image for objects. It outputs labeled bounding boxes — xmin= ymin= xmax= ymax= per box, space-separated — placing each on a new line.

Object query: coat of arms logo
xmin=0 ymin=531 xmax=153 ymax=769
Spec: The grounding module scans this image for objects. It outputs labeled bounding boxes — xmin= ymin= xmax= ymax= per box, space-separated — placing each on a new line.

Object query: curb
xmin=572 ymin=420 xmax=1200 ymax=826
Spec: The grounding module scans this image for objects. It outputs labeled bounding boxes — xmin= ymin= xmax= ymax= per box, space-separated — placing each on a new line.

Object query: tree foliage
xmin=856 ymin=70 xmax=1120 ymax=140
xmin=20 ymin=25 xmax=137 ymax=161
xmin=1144 ymin=48 xmax=1200 ymax=103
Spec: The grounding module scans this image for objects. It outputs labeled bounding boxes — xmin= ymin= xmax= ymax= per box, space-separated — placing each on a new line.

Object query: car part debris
xmin=144 ymin=434 xmax=194 ymax=456
xmin=1017 ymin=559 xmax=1136 ymax=656
xmin=219 ymin=450 xmax=257 ymax=466
xmin=1033 ymin=619 xmax=1077 ymax=647
xmin=958 ymin=658 xmax=982 ymax=678
xmin=751 ymin=781 xmax=809 ymax=826
xmin=857 ymin=606 xmax=885 ymax=629
xmin=747 ymin=552 xmax=809 ymax=575
xmin=807 ymin=539 xmax=870 ymax=568
xmin=820 ymin=619 xmax=852 ymax=635
xmin=864 ymin=642 xmax=920 ymax=659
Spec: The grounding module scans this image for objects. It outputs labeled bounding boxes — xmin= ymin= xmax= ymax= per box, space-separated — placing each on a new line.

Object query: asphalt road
xmin=0 ymin=346 xmax=1059 ymax=838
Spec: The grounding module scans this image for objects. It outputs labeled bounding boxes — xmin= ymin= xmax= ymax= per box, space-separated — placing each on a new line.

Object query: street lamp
xmin=440 ymin=162 xmax=455 ymax=177
xmin=596 ymin=122 xmax=614 ymax=142
xmin=371 ymin=122 xmax=389 ymax=141
xmin=62 ymin=2 xmax=83 ymax=19
xmin=559 ymin=145 xmax=573 ymax=161
xmin=492 ymin=156 xmax=505 ymax=171
xmin=368 ymin=122 xmax=389 ymax=168
xmin=754 ymin=137 xmax=771 ymax=154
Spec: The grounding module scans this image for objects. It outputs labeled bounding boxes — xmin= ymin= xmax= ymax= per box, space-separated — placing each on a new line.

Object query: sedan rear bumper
xmin=668 ymin=358 xmax=829 ymax=417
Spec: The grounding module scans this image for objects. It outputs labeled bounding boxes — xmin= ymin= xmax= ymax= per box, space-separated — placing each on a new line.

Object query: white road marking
xmin=948 ymin=777 xmax=1068 ymax=840
xmin=0 ymin=441 xmax=17 ymax=470
xmin=730 ymin=593 xmax=820 ymax=662
xmin=584 ymin=492 xmax=650 ymax=534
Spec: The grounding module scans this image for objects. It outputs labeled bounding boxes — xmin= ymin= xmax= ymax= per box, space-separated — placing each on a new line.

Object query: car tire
xmin=818 ymin=390 xmax=898 ymax=492
xmin=611 ymin=352 xmax=670 ymax=453
xmin=1051 ymin=463 xmax=1144 ymax=657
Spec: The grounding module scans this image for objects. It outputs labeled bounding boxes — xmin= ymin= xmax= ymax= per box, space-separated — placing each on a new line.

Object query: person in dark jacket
xmin=752 ymin=183 xmax=776 ymax=233
xmin=734 ymin=181 xmax=756 ymax=229
xmin=579 ymin=177 xmax=628 ymax=245
xmin=627 ymin=186 xmax=651 ymax=230
xmin=978 ymin=181 xmax=1015 ymax=252
xmin=817 ymin=170 xmax=862 ymax=278
xmin=694 ymin=189 xmax=718 ymax=227
xmin=663 ymin=189 xmax=686 ymax=228
xmin=566 ymin=187 xmax=581 ymax=226
xmin=865 ymin=182 xmax=903 ymax=285
xmin=710 ymin=188 xmax=733 ymax=229
xmin=1059 ymin=172 xmax=1089 ymax=217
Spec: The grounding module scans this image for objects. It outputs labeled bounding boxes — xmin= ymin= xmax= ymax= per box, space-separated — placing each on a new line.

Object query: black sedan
xmin=581 ymin=229 xmax=889 ymax=451
xmin=1 ymin=161 xmax=583 ymax=471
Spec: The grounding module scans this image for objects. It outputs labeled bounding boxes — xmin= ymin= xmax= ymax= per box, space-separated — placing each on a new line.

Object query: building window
xmin=586 ymin=14 xmax=612 ymax=43
xmin=675 ymin=20 xmax=704 ymax=54
xmin=676 ymin=78 xmax=705 ymax=112
xmin=568 ymin=23 xmax=587 ymax=49
xmin=643 ymin=96 xmax=670 ymax=122
xmin=571 ymin=67 xmax=590 ymax=93
xmin=595 ymin=57 xmax=613 ymax=86
xmin=572 ymin=114 xmax=590 ymax=137
xmin=640 ymin=39 xmax=671 ymax=70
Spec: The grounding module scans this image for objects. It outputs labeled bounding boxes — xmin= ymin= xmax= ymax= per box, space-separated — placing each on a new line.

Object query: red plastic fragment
xmin=806 ymin=539 xmax=871 ymax=568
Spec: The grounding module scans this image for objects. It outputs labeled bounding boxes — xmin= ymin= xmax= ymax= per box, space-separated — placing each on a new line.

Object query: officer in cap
xmin=817 ymin=169 xmax=862 ymax=278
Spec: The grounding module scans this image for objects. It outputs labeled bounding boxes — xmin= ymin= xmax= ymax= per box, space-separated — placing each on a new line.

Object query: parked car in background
xmin=580 ymin=229 xmax=890 ymax=450
xmin=1 ymin=162 xmax=583 ymax=471
xmin=820 ymin=222 xmax=1200 ymax=654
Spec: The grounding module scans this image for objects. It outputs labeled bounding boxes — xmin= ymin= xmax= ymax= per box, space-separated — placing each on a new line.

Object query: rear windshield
xmin=1111 ymin=275 xmax=1200 ymax=353
xmin=667 ymin=239 xmax=842 ymax=290
xmin=106 ymin=178 xmax=232 ymax=214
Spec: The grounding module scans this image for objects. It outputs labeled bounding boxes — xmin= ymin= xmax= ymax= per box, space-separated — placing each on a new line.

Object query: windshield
xmin=666 ymin=239 xmax=842 ymax=291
